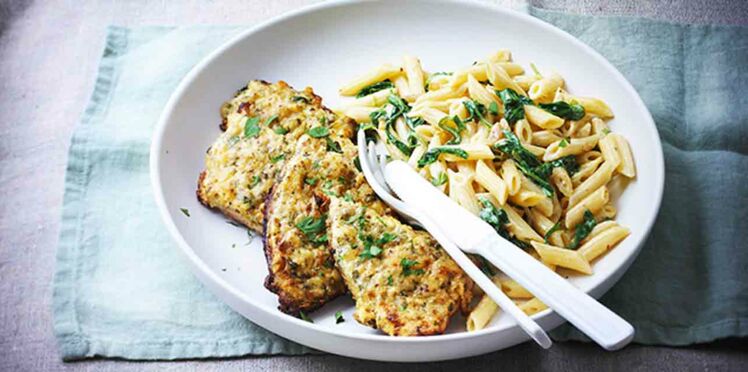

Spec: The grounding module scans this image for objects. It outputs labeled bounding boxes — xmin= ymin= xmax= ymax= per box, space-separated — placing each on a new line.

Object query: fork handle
xmin=474 ymin=234 xmax=634 ymax=350
xmin=415 ymin=213 xmax=552 ymax=349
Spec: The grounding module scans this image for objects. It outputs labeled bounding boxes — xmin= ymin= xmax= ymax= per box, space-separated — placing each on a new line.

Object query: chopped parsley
xmin=356 ymin=80 xmax=394 ymax=98
xmin=299 ymin=311 xmax=313 ymax=323
xmin=400 ymin=258 xmax=425 ymax=276
xmin=295 ymin=215 xmax=328 ymax=245
xmin=304 ymin=177 xmax=318 ymax=186
xmin=567 ymin=210 xmax=597 ymax=249
xmin=250 ymin=175 xmax=261 ymax=187
xmin=559 ymin=138 xmax=569 ymax=148
xmin=179 ymin=208 xmax=190 ymax=217
xmin=326 ymin=137 xmax=342 ymax=153
xmin=359 ymin=232 xmax=396 ymax=260
xmin=334 ymin=311 xmax=345 ymax=324
xmin=292 ymin=95 xmax=310 ymax=103
xmin=226 ymin=220 xmax=242 ymax=227
xmin=602 ymin=128 xmax=611 ymax=135
xmin=386 ymin=275 xmax=394 ymax=286
xmin=431 ymin=172 xmax=448 ymax=186
xmin=270 ymin=153 xmax=285 ymax=163
xmin=243 ymin=117 xmax=261 ymax=138
xmin=417 ymin=146 xmax=468 ymax=168
xmin=273 ymin=126 xmax=289 ymax=135
xmin=307 ymin=126 xmax=330 ymax=138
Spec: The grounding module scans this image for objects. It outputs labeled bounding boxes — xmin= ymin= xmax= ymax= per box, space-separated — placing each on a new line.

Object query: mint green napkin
xmin=53 ymin=10 xmax=748 ymax=361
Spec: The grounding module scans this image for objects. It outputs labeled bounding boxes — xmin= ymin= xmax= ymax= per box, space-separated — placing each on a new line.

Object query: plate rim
xmin=149 ymin=0 xmax=665 ymax=348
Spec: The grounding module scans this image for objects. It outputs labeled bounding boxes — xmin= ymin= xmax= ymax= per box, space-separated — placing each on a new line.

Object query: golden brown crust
xmin=262 ymin=135 xmax=387 ymax=315
xmin=328 ymin=198 xmax=474 ymax=336
xmin=197 ymin=80 xmax=353 ymax=233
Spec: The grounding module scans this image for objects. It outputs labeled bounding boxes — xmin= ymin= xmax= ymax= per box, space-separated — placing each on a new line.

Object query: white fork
xmin=356 ymin=130 xmax=552 ymax=349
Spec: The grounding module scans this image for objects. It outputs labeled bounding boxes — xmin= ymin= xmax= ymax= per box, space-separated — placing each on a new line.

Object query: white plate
xmin=150 ymin=0 xmax=664 ymax=362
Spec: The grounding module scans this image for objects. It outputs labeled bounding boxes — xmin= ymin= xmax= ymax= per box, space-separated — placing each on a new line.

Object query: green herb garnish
xmin=226 ymin=220 xmax=242 ymax=227
xmin=292 ymin=95 xmax=310 ymax=103
xmin=463 ymin=100 xmax=492 ymax=127
xmin=180 ymin=208 xmax=190 ymax=217
xmin=567 ymin=210 xmax=597 ymax=249
xmin=359 ymin=232 xmax=396 ymax=260
xmin=544 ymin=221 xmax=562 ymax=243
xmin=326 ymin=137 xmax=342 ymax=153
xmin=270 ymin=153 xmax=285 ymax=163
xmin=494 ymin=131 xmax=554 ymax=196
xmin=356 ymin=80 xmax=394 ymax=98
xmin=417 ymin=147 xmax=468 ymax=168
xmin=304 ymin=177 xmax=318 ymax=186
xmin=489 ymin=101 xmax=500 ymax=115
xmin=243 ymin=117 xmax=261 ymax=138
xmin=250 ymin=175 xmax=261 ymax=187
xmin=431 ymin=172 xmax=448 ymax=186
xmin=438 ymin=116 xmax=466 ymax=145
xmin=334 ymin=311 xmax=345 ymax=324
xmin=477 ymin=196 xmax=529 ymax=249
xmin=264 ymin=114 xmax=278 ymax=127
xmin=400 ymin=258 xmax=425 ymax=276
xmin=274 ymin=126 xmax=289 ymax=135
xmin=307 ymin=126 xmax=330 ymax=138
xmin=295 ymin=215 xmax=328 ymax=245
xmin=538 ymin=101 xmax=585 ymax=121
xmin=299 ymin=311 xmax=313 ymax=323
xmin=496 ymin=88 xmax=534 ymax=125
xmin=559 ymin=138 xmax=569 ymax=148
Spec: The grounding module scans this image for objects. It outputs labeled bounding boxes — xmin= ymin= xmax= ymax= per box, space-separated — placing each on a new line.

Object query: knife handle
xmin=475 ymin=235 xmax=634 ymax=350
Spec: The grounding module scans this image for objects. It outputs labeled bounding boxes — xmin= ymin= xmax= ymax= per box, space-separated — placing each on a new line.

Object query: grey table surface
xmin=1 ymin=0 xmax=747 ymax=371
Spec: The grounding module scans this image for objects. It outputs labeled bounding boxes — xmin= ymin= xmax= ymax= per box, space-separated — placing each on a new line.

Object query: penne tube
xmin=475 ymin=160 xmax=509 ymax=205
xmin=612 ymin=134 xmax=636 ymax=178
xmin=500 ymin=159 xmax=522 ymax=195
xmin=518 ymin=298 xmax=548 ymax=316
xmin=565 ymin=186 xmax=609 ymax=228
xmin=543 ymin=134 xmax=600 ymax=161
xmin=569 ymin=160 xmax=618 ymax=208
xmin=531 ymin=130 xmax=563 ymax=147
xmin=528 ymin=72 xmax=564 ymax=103
xmin=531 ymin=241 xmax=593 ymax=274
xmin=448 ymin=169 xmax=481 ymax=215
xmin=467 ymin=74 xmax=499 ymax=106
xmin=486 ymin=63 xmax=526 ymax=95
xmin=524 ymin=105 xmax=565 ymax=129
xmin=340 ymin=63 xmax=402 ymax=96
xmin=578 ymin=225 xmax=630 ymax=262
xmin=402 ymin=55 xmax=426 ymax=98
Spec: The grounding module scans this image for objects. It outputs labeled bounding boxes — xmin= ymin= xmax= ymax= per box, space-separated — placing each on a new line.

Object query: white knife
xmin=384 ymin=160 xmax=634 ymax=350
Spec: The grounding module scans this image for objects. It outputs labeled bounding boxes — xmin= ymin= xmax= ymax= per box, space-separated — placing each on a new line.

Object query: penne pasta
xmin=340 ymin=63 xmax=402 ymax=96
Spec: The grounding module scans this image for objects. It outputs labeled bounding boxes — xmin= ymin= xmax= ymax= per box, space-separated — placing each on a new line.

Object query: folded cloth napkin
xmin=53 ymin=9 xmax=748 ymax=361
